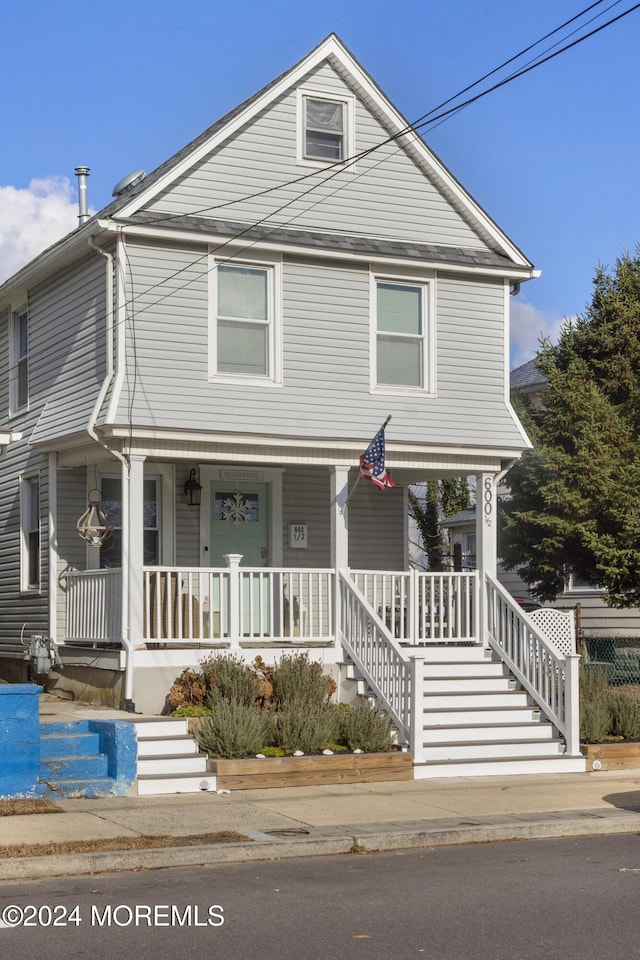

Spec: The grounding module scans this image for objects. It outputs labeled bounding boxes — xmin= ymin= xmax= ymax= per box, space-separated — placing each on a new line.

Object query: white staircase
xmin=129 ymin=718 xmax=216 ymax=795
xmin=412 ymin=645 xmax=585 ymax=777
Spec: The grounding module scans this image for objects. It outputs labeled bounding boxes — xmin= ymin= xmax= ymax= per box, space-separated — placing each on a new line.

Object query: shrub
xmin=608 ymin=690 xmax=640 ymax=739
xmin=274 ymin=700 xmax=340 ymax=753
xmin=580 ymin=664 xmax=610 ymax=702
xmin=167 ymin=669 xmax=207 ymax=709
xmin=339 ymin=699 xmax=395 ymax=752
xmin=196 ymin=692 xmax=274 ymax=759
xmin=580 ymin=694 xmax=612 ymax=743
xmin=269 ymin=653 xmax=336 ymax=708
xmin=171 ymin=704 xmax=213 ymax=717
xmin=200 ymin=654 xmax=261 ymax=705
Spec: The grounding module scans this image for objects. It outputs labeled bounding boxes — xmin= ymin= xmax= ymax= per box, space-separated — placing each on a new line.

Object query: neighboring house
xmin=0 ymin=35 xmax=583 ymax=776
xmin=443 ymin=358 xmax=640 ymax=639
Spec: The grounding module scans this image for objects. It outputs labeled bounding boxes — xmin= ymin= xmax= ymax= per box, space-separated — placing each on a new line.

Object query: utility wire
xmin=137 ymin=0 xmax=617 ymax=228
xmin=115 ymin=0 xmax=640 ymax=324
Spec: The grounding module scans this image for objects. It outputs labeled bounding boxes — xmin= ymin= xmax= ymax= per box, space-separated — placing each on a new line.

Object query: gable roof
xmin=510 ymin=359 xmax=548 ymax=394
xmin=0 ymin=34 xmax=534 ymax=302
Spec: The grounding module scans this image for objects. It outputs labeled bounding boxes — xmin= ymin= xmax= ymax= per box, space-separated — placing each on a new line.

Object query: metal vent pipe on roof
xmin=74 ymin=166 xmax=90 ymax=225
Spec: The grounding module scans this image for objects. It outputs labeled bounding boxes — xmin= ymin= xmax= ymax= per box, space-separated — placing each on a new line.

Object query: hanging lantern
xmin=77 ymin=488 xmax=114 ymax=547
xmin=184 ymin=468 xmax=202 ymax=506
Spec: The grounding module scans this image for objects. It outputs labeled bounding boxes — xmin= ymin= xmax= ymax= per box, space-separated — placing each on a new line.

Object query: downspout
xmin=87 ymin=237 xmax=134 ymax=712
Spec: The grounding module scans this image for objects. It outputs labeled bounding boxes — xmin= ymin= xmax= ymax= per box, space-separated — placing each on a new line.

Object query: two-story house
xmin=0 ymin=35 xmax=584 ymax=777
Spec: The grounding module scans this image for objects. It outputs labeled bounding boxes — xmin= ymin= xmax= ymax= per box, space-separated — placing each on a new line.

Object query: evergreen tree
xmin=502 ymin=248 xmax=640 ymax=606
xmin=409 ymin=478 xmax=470 ymax=570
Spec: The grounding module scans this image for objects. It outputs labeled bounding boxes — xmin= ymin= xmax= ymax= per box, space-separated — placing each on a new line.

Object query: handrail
xmin=338 ymin=570 xmax=424 ymax=760
xmin=485 ymin=572 xmax=580 ymax=754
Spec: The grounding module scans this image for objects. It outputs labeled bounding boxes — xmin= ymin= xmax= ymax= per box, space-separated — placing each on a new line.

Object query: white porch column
xmin=127 ymin=455 xmax=146 ymax=649
xmin=330 ymin=466 xmax=350 ymax=641
xmin=476 ymin=472 xmax=498 ymax=646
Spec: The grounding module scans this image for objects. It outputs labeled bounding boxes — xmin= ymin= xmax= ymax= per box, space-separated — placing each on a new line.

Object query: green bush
xmin=608 ymin=690 xmax=640 ymax=739
xmin=200 ymin=654 xmax=261 ymax=705
xmin=274 ymin=700 xmax=340 ymax=753
xmin=171 ymin=704 xmax=213 ymax=717
xmin=339 ymin=699 xmax=394 ymax=752
xmin=196 ymin=692 xmax=275 ymax=759
xmin=269 ymin=653 xmax=335 ymax=708
xmin=580 ymin=694 xmax=611 ymax=743
xmin=580 ymin=664 xmax=610 ymax=702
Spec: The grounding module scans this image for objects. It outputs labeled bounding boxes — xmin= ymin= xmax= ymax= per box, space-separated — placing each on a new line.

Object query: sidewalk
xmin=0 ymin=697 xmax=638 ymax=882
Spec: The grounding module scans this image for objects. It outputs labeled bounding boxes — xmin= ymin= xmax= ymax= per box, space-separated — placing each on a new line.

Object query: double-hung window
xmin=98 ymin=477 xmax=161 ymax=569
xmin=374 ymin=279 xmax=432 ymax=391
xmin=21 ymin=474 xmax=40 ymax=590
xmin=304 ymin=97 xmax=345 ymax=161
xmin=11 ymin=306 xmax=29 ymax=412
xmin=211 ymin=261 xmax=279 ymax=383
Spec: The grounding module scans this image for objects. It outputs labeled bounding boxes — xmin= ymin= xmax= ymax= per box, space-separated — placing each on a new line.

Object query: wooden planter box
xmin=581 ymin=741 xmax=640 ymax=771
xmin=212 ymin=751 xmax=413 ymax=790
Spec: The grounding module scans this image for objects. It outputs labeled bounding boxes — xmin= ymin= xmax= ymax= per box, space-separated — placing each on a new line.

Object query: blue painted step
xmin=38 ymin=719 xmax=116 ymax=798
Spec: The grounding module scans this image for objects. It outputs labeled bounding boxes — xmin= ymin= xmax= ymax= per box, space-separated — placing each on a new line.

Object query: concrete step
xmin=37 ymin=777 xmax=120 ymax=798
xmin=424 ymin=722 xmax=556 ymax=743
xmin=136 ymin=772 xmax=217 ymax=796
xmin=40 ymin=753 xmax=109 ymax=779
xmin=40 ymin=731 xmax=101 ymax=756
xmin=413 ymin=755 xmax=587 ymax=778
xmin=137 ymin=754 xmax=209 ymax=776
xmin=421 ymin=739 xmax=566 ymax=762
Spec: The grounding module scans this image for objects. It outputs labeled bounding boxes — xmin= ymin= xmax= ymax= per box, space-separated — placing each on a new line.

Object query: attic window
xmin=303 ymin=96 xmax=345 ymax=161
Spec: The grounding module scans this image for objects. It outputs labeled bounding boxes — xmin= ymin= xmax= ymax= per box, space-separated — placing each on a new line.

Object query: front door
xmin=210 ymin=482 xmax=269 ymax=566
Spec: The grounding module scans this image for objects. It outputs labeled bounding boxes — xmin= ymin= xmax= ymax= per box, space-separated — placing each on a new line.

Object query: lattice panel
xmin=527 ymin=608 xmax=576 ymax=656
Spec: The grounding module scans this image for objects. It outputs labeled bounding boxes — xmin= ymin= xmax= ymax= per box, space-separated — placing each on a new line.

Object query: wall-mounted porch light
xmin=184 ymin=468 xmax=202 ymax=507
xmin=76 ymin=488 xmax=114 ymax=547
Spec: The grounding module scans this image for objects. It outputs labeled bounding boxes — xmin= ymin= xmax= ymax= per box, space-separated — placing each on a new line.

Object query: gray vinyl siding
xmin=55 ymin=466 xmax=89 ymax=640
xmin=112 ymin=239 xmax=523 ymax=450
xmin=0 ymin=306 xmax=9 ymax=420
xmin=28 ymin=252 xmax=108 ymax=444
xmin=143 ymin=62 xmax=490 ymax=252
xmin=0 ymin=442 xmax=49 ymax=658
xmin=176 ymin=463 xmax=201 ymax=567
xmin=282 ymin=467 xmax=331 ymax=567
xmin=348 ymin=478 xmax=405 ymax=569
xmin=549 ymin=593 xmax=640 ymax=639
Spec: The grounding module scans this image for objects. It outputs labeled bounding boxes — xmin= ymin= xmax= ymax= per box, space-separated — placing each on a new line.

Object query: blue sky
xmin=1 ymin=0 xmax=638 ymax=367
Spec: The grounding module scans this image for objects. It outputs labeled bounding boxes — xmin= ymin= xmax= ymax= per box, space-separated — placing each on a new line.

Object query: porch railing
xmin=64 ymin=568 xmax=122 ymax=642
xmin=63 ymin=563 xmax=335 ymax=646
xmin=339 ymin=570 xmax=424 ymax=761
xmin=485 ymin=573 xmax=580 ymax=755
xmin=351 ymin=569 xmax=478 ymax=643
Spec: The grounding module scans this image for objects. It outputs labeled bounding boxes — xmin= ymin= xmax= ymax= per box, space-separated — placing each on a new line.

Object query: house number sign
xmin=289 ymin=524 xmax=308 ymax=548
xmin=483 ymin=476 xmax=493 ymax=526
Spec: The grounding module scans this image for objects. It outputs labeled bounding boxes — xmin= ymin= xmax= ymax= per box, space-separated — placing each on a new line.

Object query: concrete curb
xmin=2 ymin=808 xmax=640 ymax=881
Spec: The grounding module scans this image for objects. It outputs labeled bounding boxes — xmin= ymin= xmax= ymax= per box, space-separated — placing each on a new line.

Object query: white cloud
xmin=510 ymin=298 xmax=571 ymax=369
xmin=0 ymin=177 xmax=80 ymax=285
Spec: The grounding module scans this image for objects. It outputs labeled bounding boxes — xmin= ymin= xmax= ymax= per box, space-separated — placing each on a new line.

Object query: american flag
xmin=359 ymin=423 xmax=395 ymax=491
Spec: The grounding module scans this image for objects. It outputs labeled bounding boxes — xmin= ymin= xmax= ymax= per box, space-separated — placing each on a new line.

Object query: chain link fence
xmin=580 ymin=637 xmax=640 ymax=687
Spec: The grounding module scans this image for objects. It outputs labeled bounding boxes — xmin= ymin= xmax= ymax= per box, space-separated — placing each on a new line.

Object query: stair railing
xmin=338 ymin=570 xmax=425 ymax=762
xmin=485 ymin=573 xmax=580 ymax=755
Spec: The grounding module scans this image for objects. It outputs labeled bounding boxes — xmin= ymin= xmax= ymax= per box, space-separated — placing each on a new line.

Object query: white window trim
xmin=10 ymin=304 xmax=28 ymax=415
xmin=208 ymin=253 xmax=282 ymax=387
xmin=20 ymin=471 xmax=40 ymax=592
xmin=296 ymin=88 xmax=355 ymax=170
xmin=370 ymin=270 xmax=436 ymax=396
xmin=565 ymin=574 xmax=605 ymax=595
xmin=86 ymin=466 xmax=175 ymax=570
